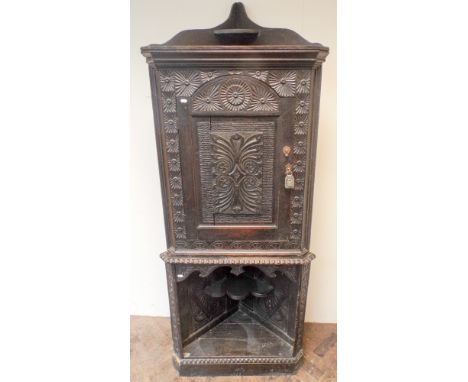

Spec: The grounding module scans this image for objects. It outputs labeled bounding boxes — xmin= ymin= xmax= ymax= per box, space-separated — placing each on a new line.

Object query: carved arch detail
xmin=191 ymin=75 xmax=280 ymax=113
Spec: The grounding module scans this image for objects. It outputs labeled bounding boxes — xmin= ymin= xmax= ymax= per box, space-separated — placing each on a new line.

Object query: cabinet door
xmin=176 ymin=74 xmax=296 ymax=249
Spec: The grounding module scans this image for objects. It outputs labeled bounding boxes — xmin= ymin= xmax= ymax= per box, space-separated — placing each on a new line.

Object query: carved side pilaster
xmin=165 ymin=263 xmax=183 ymax=357
xmin=293 ymin=261 xmax=311 ymax=355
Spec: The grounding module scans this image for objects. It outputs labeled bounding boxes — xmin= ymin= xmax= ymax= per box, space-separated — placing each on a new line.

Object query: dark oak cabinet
xmin=141 ymin=3 xmax=328 ymax=376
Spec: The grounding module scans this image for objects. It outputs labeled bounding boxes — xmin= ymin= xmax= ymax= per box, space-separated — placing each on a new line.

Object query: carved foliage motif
xmin=211 ymin=132 xmax=263 ymax=214
xmin=157 ymin=68 xmax=313 ymax=249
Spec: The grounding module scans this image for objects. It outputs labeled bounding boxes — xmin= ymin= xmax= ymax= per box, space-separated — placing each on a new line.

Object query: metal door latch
xmin=284 ymin=163 xmax=295 ymax=189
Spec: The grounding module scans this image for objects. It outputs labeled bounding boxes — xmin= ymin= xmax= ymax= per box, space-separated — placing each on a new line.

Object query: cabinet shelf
xmin=204 ymin=273 xmax=274 ymax=301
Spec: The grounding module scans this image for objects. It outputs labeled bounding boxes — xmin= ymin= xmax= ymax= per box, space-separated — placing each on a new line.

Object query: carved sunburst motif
xmin=296 ymin=73 xmax=311 ymax=94
xmin=200 ymin=70 xmax=220 ymax=83
xmin=294 ymin=160 xmax=305 ymax=173
xmin=293 ymin=140 xmax=306 ymax=155
xmin=248 ymin=88 xmax=279 ymax=112
xmin=163 ymin=116 xmax=177 ymax=134
xmin=290 ymin=226 xmax=301 ymax=240
xmin=220 ymin=79 xmax=252 ymax=111
xmin=294 ymin=116 xmax=308 ymax=135
xmin=268 ymin=71 xmax=296 ymax=97
xmin=296 ymin=97 xmax=309 ymax=114
xmin=168 ymin=157 xmax=181 ymax=172
xmin=294 ymin=178 xmax=305 ymax=190
xmin=173 ymin=210 xmax=185 ymax=222
xmin=170 ymin=176 xmax=182 ymax=190
xmin=292 ymin=195 xmax=303 ymax=208
xmin=291 ymin=210 xmax=302 ymax=224
xmin=159 ymin=72 xmax=174 ymax=92
xmin=166 ymin=138 xmax=179 ymax=153
xmin=192 ymin=85 xmax=222 ymax=112
xmin=175 ymin=226 xmax=186 ymax=239
xmin=162 ymin=96 xmax=176 ymax=113
xmin=173 ymin=71 xmax=201 ymax=97
xmin=249 ymin=70 xmax=268 ymax=81
xmin=172 ymin=192 xmax=183 ymax=206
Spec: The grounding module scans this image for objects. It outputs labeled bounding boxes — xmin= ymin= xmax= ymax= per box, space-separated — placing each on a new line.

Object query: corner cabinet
xmin=141 ymin=2 xmax=328 ymax=376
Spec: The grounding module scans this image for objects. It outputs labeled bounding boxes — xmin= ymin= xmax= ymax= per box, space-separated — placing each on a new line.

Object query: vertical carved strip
xmin=149 ymin=66 xmax=173 ymax=248
xmin=303 ymin=67 xmax=320 ymax=250
xmin=293 ymin=261 xmax=311 ymax=355
xmin=289 ymin=69 xmax=313 ymax=248
xmin=158 ymin=68 xmax=187 ymax=246
xmin=165 ymin=263 xmax=183 ymax=357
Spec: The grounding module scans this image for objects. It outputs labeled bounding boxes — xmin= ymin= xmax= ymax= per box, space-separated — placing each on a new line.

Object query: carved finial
xmin=225 ymin=3 xmax=255 ymax=29
xmin=214 ymin=2 xmax=260 ymax=44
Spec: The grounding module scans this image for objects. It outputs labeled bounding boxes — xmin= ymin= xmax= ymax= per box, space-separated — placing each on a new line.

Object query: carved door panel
xmin=176 ymin=74 xmax=296 ymax=247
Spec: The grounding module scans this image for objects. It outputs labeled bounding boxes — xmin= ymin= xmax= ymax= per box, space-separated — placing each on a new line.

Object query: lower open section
xmin=184 ymin=309 xmax=293 ymax=358
xmin=164 ymin=256 xmax=313 ymax=376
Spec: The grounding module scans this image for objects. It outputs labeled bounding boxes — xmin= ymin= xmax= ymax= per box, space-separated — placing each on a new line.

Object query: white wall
xmin=130 ymin=0 xmax=336 ymax=323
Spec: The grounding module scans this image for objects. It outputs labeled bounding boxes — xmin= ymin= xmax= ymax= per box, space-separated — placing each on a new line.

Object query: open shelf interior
xmin=183 ymin=310 xmax=293 ymax=358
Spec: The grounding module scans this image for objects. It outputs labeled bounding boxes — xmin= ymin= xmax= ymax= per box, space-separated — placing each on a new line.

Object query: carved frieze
xmin=161 ymin=252 xmax=316 ymax=265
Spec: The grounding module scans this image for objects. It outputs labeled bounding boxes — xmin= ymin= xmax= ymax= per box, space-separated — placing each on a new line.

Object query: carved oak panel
xmin=198 ymin=119 xmax=276 ymax=225
xmin=211 ymin=132 xmax=264 ymax=215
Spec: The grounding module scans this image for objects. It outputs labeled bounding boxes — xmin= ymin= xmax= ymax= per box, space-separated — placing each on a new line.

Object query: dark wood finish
xmin=141 ymin=2 xmax=328 ymax=377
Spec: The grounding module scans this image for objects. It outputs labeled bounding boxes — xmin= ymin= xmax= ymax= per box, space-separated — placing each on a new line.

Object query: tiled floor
xmin=131 ymin=316 xmax=337 ymax=382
